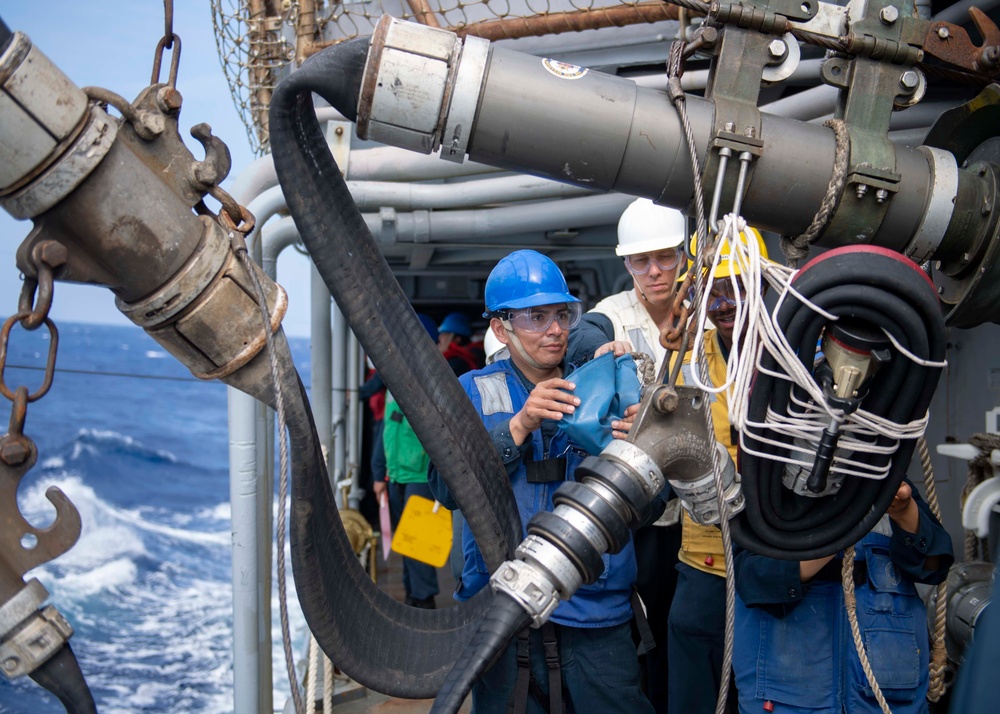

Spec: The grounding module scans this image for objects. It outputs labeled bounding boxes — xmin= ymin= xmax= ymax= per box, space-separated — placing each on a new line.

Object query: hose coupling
xmin=0 ymin=579 xmax=73 ymax=680
xmin=490 ymin=440 xmax=665 ymax=628
xmin=668 ymin=441 xmax=744 ymax=525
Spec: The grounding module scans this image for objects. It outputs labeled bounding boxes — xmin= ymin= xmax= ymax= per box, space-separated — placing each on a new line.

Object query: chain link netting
xmin=210 ymin=0 xmax=676 ymax=156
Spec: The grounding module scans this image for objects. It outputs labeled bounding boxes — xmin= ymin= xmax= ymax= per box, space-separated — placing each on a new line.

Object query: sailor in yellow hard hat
xmin=666 ymin=225 xmax=767 ymax=714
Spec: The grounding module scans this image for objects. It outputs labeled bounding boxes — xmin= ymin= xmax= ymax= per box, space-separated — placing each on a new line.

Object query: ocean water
xmin=0 ymin=321 xmax=311 ymax=713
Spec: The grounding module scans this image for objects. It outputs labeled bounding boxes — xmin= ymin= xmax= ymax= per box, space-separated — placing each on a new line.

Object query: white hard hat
xmin=484 ymin=330 xmax=510 ymax=365
xmin=616 ymin=199 xmax=687 ymax=256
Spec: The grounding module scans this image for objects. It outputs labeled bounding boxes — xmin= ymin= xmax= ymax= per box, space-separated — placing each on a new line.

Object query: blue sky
xmin=1 ymin=1 xmax=315 ymax=336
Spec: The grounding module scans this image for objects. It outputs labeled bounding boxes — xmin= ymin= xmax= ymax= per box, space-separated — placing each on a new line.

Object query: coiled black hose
xmin=429 ymin=593 xmax=533 ymax=714
xmin=730 ymin=246 xmax=945 ymax=560
xmin=267 ymin=39 xmax=524 ymax=696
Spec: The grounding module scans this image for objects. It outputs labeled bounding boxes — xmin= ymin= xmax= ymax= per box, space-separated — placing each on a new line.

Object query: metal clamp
xmin=0 ymin=605 xmax=73 ymax=680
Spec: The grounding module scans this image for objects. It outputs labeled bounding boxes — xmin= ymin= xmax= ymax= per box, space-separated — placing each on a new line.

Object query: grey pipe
xmin=227 ymin=388 xmax=262 ymax=714
xmin=332 ymin=299 xmax=348 ymax=492
xmin=346 ymin=332 xmax=363 ymax=509
xmin=311 ymin=263 xmax=334 ymax=480
xmin=761 ymin=84 xmax=839 ymax=121
xmin=347 ymin=174 xmax=596 ymax=210
xmin=367 ymin=193 xmax=633 ymax=244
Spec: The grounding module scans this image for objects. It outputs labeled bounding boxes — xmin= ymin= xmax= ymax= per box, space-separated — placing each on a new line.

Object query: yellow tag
xmin=391 ymin=495 xmax=453 ymax=567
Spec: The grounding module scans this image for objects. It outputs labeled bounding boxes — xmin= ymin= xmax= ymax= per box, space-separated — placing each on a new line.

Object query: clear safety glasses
xmin=689 ymin=280 xmax=747 ymax=312
xmin=506 ymin=303 xmax=583 ymax=333
xmin=624 ymin=250 xmax=682 ymax=275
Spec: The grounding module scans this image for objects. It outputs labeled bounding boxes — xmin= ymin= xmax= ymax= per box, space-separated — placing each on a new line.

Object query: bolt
xmin=654 ymin=387 xmax=679 ymax=414
xmin=938 ymin=286 xmax=945 ymax=295
xmin=2 ymin=657 xmax=19 ymax=673
xmin=855 ymin=183 xmax=868 ymax=199
xmin=502 ymin=567 xmax=515 ymax=581
xmin=880 ymin=6 xmax=899 ymax=24
xmin=155 ymin=86 xmax=183 ymax=113
xmin=900 ymin=70 xmax=919 ymax=90
xmin=962 ymin=252 xmax=971 ymax=262
xmin=724 ymin=121 xmax=735 ymax=132
xmin=335 ymin=126 xmax=344 ymax=136
xmin=875 ymin=188 xmax=889 ymax=203
xmin=745 ymin=126 xmax=756 ymax=138
xmin=0 ymin=440 xmax=28 ymax=466
xmin=767 ymin=38 xmax=787 ymax=60
xmin=937 ymin=26 xmax=950 ymax=40
xmin=35 ymin=240 xmax=68 ymax=268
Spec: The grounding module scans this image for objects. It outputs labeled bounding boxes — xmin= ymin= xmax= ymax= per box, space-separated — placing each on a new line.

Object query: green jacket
xmin=382 ymin=393 xmax=430 ymax=484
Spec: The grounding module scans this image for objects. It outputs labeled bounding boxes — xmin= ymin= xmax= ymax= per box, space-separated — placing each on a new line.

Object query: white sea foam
xmin=55 ymin=557 xmax=139 ymax=597
xmin=41 ymin=455 xmax=65 ymax=469
xmin=144 ymin=350 xmax=168 ymax=359
xmin=71 ymin=427 xmax=179 ymax=463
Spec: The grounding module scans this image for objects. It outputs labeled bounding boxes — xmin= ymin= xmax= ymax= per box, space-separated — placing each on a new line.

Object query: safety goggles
xmin=624 ymin=250 xmax=682 ymax=275
xmin=505 ymin=303 xmax=583 ymax=333
xmin=689 ymin=280 xmax=746 ymax=312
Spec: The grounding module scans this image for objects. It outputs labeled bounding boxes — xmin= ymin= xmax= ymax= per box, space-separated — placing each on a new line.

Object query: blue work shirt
xmin=429 ymin=358 xmax=637 ymax=629
xmin=732 ymin=484 xmax=953 ymax=713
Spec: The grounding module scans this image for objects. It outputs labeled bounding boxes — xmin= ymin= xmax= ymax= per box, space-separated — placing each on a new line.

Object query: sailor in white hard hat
xmin=567 ymin=197 xmax=686 ymax=377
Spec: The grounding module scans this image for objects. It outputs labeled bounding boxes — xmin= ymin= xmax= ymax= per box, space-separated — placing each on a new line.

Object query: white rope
xmin=323 ymin=651 xmax=335 ymax=713
xmin=306 ymin=636 xmax=318 ymax=714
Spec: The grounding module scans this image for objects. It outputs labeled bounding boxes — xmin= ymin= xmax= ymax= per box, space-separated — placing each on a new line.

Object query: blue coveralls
xmin=429 ymin=358 xmax=653 ymax=714
xmin=732 ymin=488 xmax=953 ymax=714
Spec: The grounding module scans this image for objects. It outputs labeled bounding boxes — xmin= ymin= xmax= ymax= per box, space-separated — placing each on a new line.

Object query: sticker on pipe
xmin=543 ymin=58 xmax=588 ymax=80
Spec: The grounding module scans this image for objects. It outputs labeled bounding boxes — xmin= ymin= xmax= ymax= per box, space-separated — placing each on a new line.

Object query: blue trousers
xmin=667 ymin=562 xmax=736 ymax=714
xmin=393 ymin=481 xmax=439 ymax=602
xmin=472 ymin=621 xmax=654 ymax=714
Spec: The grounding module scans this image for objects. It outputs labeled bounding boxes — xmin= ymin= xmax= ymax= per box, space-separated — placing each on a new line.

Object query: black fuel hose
xmin=429 ymin=592 xmax=532 ymax=714
xmin=730 ymin=246 xmax=945 ymax=560
xmin=28 ymin=645 xmax=96 ymax=714
xmin=267 ymin=39 xmax=524 ymax=696
xmin=0 ymin=16 xmax=11 ymax=55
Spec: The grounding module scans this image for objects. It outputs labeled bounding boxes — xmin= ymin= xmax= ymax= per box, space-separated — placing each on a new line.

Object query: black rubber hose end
xmin=28 ymin=644 xmax=97 ymax=714
xmin=0 ymin=15 xmax=11 ymax=55
xmin=430 ymin=592 xmax=533 ymax=714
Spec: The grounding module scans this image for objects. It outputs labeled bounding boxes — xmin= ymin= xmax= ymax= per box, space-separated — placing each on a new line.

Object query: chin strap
xmin=500 ymin=319 xmax=546 ymax=371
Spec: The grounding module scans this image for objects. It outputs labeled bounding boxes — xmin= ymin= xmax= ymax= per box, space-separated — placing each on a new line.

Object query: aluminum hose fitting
xmin=668 ymin=441 xmax=744 ymax=526
xmin=491 ymin=440 xmax=664 ymax=627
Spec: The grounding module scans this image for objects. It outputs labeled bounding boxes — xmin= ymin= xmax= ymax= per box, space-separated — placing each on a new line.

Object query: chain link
xmin=151 ymin=0 xmax=181 ymax=87
xmin=0 ymin=313 xmax=59 ymax=403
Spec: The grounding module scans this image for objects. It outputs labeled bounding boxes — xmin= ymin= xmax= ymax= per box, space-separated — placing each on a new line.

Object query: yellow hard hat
xmin=677 ymin=226 xmax=767 ymax=281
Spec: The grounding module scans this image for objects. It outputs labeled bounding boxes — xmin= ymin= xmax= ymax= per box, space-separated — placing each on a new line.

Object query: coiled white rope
xmin=685 ymin=213 xmax=944 ymax=484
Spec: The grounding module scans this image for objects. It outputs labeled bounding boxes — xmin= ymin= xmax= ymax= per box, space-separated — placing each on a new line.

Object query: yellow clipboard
xmin=390 ymin=494 xmax=453 ymax=567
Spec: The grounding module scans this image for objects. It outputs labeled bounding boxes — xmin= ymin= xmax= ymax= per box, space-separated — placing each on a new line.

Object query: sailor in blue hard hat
xmin=429 ymin=249 xmax=654 ymax=714
xmin=482 ymin=249 xmax=583 ymax=381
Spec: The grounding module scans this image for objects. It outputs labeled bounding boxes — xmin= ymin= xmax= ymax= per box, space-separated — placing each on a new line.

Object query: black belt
xmin=525 ymin=457 xmax=566 ymax=483
xmin=812 ymin=558 xmax=868 ymax=586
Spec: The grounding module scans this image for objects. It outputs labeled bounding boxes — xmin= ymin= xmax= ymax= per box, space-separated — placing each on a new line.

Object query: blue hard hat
xmin=416 ymin=313 xmax=439 ymax=343
xmin=483 ymin=250 xmax=580 ymax=316
xmin=438 ymin=312 xmax=472 ymax=337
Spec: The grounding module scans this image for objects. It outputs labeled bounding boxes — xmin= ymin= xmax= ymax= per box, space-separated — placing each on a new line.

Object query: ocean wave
xmin=68 ymin=428 xmax=179 ymax=463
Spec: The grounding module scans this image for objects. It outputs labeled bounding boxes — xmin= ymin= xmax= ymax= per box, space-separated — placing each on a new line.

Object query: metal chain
xmin=223 ymin=209 xmax=303 ymax=714
xmin=917 ymin=436 xmax=951 ymax=703
xmin=151 ymin=0 xmax=181 ymax=87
